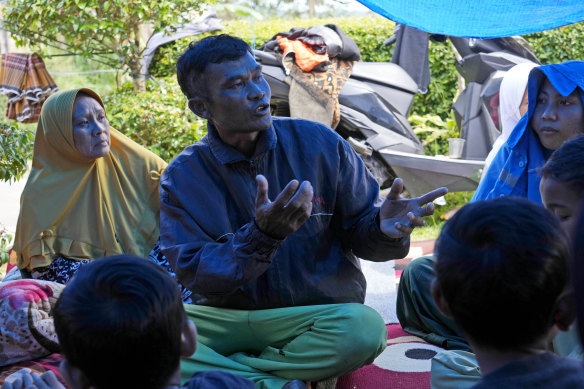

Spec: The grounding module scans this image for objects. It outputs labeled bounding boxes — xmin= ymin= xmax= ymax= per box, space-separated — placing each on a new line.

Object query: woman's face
xmin=531 ymin=79 xmax=584 ymax=151
xmin=72 ymin=95 xmax=111 ymax=159
xmin=540 ymin=177 xmax=581 ymax=240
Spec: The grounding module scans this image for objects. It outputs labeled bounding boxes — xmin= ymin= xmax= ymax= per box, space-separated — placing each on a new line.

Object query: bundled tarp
xmin=355 ymin=0 xmax=584 ymax=38
xmin=0 ymin=53 xmax=58 ymax=123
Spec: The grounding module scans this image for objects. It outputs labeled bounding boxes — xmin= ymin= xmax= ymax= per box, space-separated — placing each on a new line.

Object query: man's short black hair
xmin=53 ymin=255 xmax=185 ymax=389
xmin=434 ymin=197 xmax=570 ymax=351
xmin=176 ymin=34 xmax=252 ymax=99
xmin=541 ymin=134 xmax=584 ymax=195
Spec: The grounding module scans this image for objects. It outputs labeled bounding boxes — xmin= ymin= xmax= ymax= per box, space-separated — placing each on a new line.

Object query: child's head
xmin=540 ymin=134 xmax=584 ymax=238
xmin=431 ymin=196 xmax=572 ymax=352
xmin=53 ymin=255 xmax=196 ymax=389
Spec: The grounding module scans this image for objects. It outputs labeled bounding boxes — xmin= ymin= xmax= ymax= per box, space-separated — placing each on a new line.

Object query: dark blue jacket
xmin=159 ymin=117 xmax=408 ymax=309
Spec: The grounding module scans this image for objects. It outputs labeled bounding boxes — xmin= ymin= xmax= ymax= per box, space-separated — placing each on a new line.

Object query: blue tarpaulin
xmin=355 ymin=0 xmax=584 ymax=38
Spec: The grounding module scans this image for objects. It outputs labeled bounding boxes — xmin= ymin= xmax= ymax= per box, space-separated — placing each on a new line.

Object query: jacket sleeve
xmin=334 ymin=140 xmax=410 ymax=261
xmin=159 ymin=172 xmax=281 ymax=298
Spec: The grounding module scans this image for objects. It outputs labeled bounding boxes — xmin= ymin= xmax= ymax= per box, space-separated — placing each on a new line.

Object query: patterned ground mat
xmin=395 ymin=239 xmax=435 ymax=281
xmin=337 ymin=323 xmax=444 ymax=389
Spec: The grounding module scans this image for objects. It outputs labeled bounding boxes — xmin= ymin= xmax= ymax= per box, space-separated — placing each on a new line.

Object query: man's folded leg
xmin=181 ymin=303 xmax=387 ymax=388
xmin=233 ymin=303 xmax=387 ymax=381
xmin=181 ymin=341 xmax=292 ymax=389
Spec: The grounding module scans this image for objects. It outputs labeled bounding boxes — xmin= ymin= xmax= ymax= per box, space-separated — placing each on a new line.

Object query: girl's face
xmin=531 ymin=79 xmax=584 ymax=151
xmin=540 ymin=177 xmax=581 ymax=240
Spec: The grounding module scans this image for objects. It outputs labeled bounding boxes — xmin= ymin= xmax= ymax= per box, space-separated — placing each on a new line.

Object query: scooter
xmin=254 ymin=29 xmax=539 ymax=197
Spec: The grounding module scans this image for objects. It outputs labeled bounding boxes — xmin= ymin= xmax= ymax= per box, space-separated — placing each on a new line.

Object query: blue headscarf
xmin=472 ymin=60 xmax=584 ymax=204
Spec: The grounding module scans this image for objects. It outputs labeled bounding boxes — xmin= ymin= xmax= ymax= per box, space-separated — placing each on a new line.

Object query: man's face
xmin=531 ymin=79 xmax=584 ymax=150
xmin=199 ymin=52 xmax=272 ymax=137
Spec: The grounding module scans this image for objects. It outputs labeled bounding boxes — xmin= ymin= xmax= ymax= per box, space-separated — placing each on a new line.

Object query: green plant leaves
xmin=4 ymin=0 xmax=212 ymax=92
xmin=0 ymin=123 xmax=34 ymax=183
xmin=102 ymin=77 xmax=206 ymax=162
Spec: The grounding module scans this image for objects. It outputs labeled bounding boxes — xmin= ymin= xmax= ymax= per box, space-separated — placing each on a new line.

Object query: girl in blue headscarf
xmin=473 ymin=60 xmax=584 ymax=204
xmin=396 ymin=60 xmax=584 ymax=361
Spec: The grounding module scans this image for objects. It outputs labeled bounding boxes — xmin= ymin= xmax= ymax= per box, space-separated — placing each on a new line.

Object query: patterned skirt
xmin=26 ymin=242 xmax=194 ymax=305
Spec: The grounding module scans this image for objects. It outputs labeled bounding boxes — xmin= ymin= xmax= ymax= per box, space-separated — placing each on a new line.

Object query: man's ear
xmin=553 ymin=292 xmax=576 ymax=332
xmin=181 ymin=320 xmax=197 ymax=357
xmin=431 ymin=277 xmax=452 ymax=317
xmin=188 ymin=96 xmax=211 ymax=120
xmin=60 ymin=360 xmax=92 ymax=389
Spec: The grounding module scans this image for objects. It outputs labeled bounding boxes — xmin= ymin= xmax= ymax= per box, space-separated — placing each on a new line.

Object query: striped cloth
xmin=0 ymin=53 xmax=58 ymax=123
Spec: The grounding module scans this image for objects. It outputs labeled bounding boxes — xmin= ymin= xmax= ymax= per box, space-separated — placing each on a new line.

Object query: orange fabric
xmin=277 ymin=36 xmax=329 ymax=72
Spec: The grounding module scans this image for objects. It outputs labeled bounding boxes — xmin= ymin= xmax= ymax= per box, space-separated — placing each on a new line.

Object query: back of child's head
xmin=541 ymin=134 xmax=584 ymax=195
xmin=434 ymin=196 xmax=570 ymax=351
xmin=53 ymin=254 xmax=185 ymax=389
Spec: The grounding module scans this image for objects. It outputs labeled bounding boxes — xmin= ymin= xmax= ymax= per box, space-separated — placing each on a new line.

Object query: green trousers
xmin=180 ymin=303 xmax=387 ymax=389
xmin=396 ymin=255 xmax=471 ymax=351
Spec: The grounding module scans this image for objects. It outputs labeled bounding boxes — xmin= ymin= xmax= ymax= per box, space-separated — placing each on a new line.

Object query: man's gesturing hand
xmin=254 ymin=174 xmax=314 ymax=239
xmin=379 ymin=178 xmax=448 ymax=238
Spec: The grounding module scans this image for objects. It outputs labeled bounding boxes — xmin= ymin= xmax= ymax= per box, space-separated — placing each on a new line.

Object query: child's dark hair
xmin=176 ymin=34 xmax=252 ymax=99
xmin=53 ymin=255 xmax=185 ymax=389
xmin=434 ymin=197 xmax=569 ymax=350
xmin=541 ymin=134 xmax=584 ymax=195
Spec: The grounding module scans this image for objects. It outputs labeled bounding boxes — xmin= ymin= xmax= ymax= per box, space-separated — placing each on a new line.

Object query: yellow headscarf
xmin=13 ymin=88 xmax=168 ymax=271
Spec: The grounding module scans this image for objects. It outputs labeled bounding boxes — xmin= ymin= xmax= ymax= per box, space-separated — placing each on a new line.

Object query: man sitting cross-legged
xmin=159 ymin=34 xmax=447 ymax=389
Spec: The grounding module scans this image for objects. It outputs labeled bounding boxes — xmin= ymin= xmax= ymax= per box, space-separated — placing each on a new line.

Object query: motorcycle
xmin=254 ymin=28 xmax=539 ymax=197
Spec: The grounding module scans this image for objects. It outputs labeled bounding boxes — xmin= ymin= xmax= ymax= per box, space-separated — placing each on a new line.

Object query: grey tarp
xmin=141 ymin=8 xmax=224 ymax=76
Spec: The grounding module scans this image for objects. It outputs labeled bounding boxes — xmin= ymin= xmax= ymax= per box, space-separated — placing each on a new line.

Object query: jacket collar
xmin=206 ymin=122 xmax=278 ymax=165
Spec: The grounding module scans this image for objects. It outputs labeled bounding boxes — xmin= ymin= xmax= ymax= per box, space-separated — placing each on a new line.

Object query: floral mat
xmin=336 ymin=324 xmax=444 ymax=389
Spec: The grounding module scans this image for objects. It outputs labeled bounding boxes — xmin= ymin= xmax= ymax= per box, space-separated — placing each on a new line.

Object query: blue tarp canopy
xmin=355 ymin=0 xmax=584 ymax=38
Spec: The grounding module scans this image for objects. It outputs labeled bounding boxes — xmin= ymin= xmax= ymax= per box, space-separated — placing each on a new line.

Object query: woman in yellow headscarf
xmin=12 ymin=88 xmax=168 ymax=283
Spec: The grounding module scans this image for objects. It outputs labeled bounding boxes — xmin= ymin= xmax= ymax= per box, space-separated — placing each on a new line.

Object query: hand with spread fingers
xmin=379 ymin=178 xmax=448 ymax=238
xmin=254 ymin=174 xmax=314 ymax=240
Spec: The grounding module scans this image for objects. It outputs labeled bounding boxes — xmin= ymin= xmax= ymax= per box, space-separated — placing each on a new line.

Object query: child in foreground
xmin=431 ymin=196 xmax=584 ymax=388
xmin=2 ymin=255 xmax=255 ymax=389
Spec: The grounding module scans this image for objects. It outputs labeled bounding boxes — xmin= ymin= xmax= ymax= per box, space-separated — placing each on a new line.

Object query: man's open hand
xmin=254 ymin=175 xmax=313 ymax=239
xmin=379 ymin=178 xmax=448 ymax=238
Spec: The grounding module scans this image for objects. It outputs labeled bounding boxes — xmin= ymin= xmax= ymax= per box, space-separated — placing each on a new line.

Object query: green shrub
xmin=102 ymin=77 xmax=207 ymax=162
xmin=0 ymin=225 xmax=13 ymax=266
xmin=150 ymin=17 xmax=584 ymax=128
xmin=149 ymin=16 xmax=461 ymax=124
xmin=149 ymin=17 xmax=397 ymax=77
xmin=410 ymin=113 xmax=459 ymax=156
xmin=526 ymin=23 xmax=584 ymax=64
xmin=0 ymin=123 xmax=34 ymax=183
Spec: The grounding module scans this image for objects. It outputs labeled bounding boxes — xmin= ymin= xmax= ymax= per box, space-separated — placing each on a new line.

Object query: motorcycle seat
xmin=351 ymin=62 xmax=418 ymax=94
